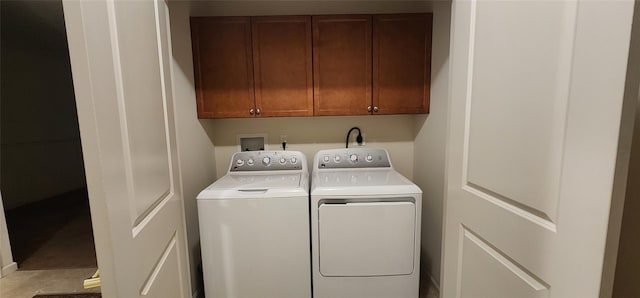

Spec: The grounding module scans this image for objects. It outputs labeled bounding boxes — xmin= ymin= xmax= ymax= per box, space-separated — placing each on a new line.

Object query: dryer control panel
xmin=230 ymin=151 xmax=305 ymax=172
xmin=315 ymin=148 xmax=391 ymax=169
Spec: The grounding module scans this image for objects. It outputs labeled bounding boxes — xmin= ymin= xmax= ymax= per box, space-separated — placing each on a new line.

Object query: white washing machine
xmin=197 ymin=151 xmax=311 ymax=298
xmin=311 ymin=148 xmax=422 ymax=298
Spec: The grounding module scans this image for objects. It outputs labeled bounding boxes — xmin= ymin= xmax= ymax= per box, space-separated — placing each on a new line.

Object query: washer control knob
xmin=366 ymin=154 xmax=373 ymax=162
xmin=334 ymin=155 xmax=341 ymax=162
xmin=279 ymin=158 xmax=286 ymax=164
xmin=323 ymin=156 xmax=330 ymax=163
xmin=262 ymin=156 xmax=271 ymax=166
xmin=291 ymin=157 xmax=298 ymax=164
xmin=247 ymin=158 xmax=255 ymax=166
xmin=236 ymin=159 xmax=245 ymax=166
xmin=349 ymin=154 xmax=358 ymax=162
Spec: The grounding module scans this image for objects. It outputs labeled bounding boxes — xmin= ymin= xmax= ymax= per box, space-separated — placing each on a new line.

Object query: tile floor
xmin=0 ymin=268 xmax=100 ymax=298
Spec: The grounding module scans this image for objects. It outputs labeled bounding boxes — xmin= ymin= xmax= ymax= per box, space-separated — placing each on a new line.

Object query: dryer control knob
xmin=323 ymin=156 xmax=330 ymax=163
xmin=349 ymin=154 xmax=358 ymax=162
xmin=262 ymin=157 xmax=271 ymax=166
xmin=247 ymin=158 xmax=254 ymax=166
xmin=236 ymin=159 xmax=245 ymax=166
xmin=279 ymin=158 xmax=286 ymax=164
xmin=291 ymin=157 xmax=298 ymax=164
xmin=334 ymin=155 xmax=341 ymax=162
xmin=366 ymin=154 xmax=373 ymax=162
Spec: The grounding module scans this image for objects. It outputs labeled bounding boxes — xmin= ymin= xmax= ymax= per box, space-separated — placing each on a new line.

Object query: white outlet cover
xmin=237 ymin=133 xmax=268 ymax=152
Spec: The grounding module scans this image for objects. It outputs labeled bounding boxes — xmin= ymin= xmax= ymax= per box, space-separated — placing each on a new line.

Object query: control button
xmin=366 ymin=154 xmax=373 ymax=162
xmin=247 ymin=158 xmax=254 ymax=166
xmin=279 ymin=158 xmax=286 ymax=164
xmin=323 ymin=156 xmax=330 ymax=163
xmin=262 ymin=156 xmax=271 ymax=166
xmin=349 ymin=154 xmax=358 ymax=162
xmin=291 ymin=157 xmax=298 ymax=164
xmin=334 ymin=155 xmax=341 ymax=162
xmin=236 ymin=159 xmax=245 ymax=166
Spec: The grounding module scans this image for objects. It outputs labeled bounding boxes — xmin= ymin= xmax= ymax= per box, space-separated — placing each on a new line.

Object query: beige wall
xmin=189 ymin=0 xmax=430 ymax=17
xmin=208 ymin=116 xmax=416 ymax=178
xmin=412 ymin=1 xmax=450 ymax=288
xmin=168 ymin=3 xmax=219 ymax=297
xmin=0 ymin=0 xmax=86 ymax=210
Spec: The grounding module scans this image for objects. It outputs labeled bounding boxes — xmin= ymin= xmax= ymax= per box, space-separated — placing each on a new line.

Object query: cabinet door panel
xmin=373 ymin=14 xmax=432 ymax=114
xmin=313 ymin=15 xmax=372 ymax=116
xmin=252 ymin=16 xmax=313 ymax=117
xmin=191 ymin=17 xmax=255 ymax=118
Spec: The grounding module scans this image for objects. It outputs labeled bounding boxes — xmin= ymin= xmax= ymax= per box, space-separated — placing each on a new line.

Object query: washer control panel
xmin=230 ymin=151 xmax=304 ymax=171
xmin=316 ymin=148 xmax=391 ymax=169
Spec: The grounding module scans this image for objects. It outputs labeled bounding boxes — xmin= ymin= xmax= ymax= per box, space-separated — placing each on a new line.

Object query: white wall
xmin=412 ymin=0 xmax=451 ymax=289
xmin=0 ymin=0 xmax=86 ymax=210
xmin=168 ymin=3 xmax=219 ymax=297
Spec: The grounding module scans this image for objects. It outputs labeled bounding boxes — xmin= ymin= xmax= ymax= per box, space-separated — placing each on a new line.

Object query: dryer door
xmin=318 ymin=201 xmax=415 ymax=276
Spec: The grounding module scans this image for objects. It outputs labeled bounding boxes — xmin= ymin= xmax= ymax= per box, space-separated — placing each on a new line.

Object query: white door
xmin=442 ymin=1 xmax=637 ymax=297
xmin=63 ymin=1 xmax=191 ymax=297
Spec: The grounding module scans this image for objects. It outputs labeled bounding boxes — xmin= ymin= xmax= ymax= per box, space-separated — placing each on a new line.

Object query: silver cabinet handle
xmin=256 ymin=108 xmax=261 ymax=115
xmin=249 ymin=108 xmax=255 ymax=115
xmin=367 ymin=106 xmax=372 ymax=112
xmin=373 ymin=106 xmax=379 ymax=112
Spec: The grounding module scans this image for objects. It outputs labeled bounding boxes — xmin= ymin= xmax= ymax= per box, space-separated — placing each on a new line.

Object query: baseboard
xmin=1 ymin=262 xmax=17 ymax=277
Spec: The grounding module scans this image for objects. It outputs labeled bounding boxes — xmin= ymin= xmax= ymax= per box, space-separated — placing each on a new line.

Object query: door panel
xmin=443 ymin=0 xmax=636 ymax=297
xmin=191 ymin=17 xmax=255 ymax=118
xmin=113 ymin=0 xmax=172 ymax=223
xmin=140 ymin=236 xmax=182 ymax=298
xmin=252 ymin=16 xmax=313 ymax=117
xmin=466 ymin=1 xmax=576 ymax=223
xmin=63 ymin=0 xmax=191 ymax=297
xmin=313 ymin=15 xmax=372 ymax=116
xmin=460 ymin=228 xmax=548 ymax=298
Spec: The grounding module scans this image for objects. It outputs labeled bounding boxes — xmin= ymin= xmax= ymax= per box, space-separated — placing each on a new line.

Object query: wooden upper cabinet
xmin=252 ymin=16 xmax=313 ymax=117
xmin=313 ymin=15 xmax=372 ymax=116
xmin=191 ymin=17 xmax=255 ymax=118
xmin=190 ymin=13 xmax=432 ymax=118
xmin=373 ymin=13 xmax=432 ymax=114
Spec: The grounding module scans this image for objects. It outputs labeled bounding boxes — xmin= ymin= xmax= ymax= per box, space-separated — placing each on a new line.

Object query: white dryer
xmin=197 ymin=151 xmax=311 ymax=298
xmin=311 ymin=148 xmax=422 ymax=298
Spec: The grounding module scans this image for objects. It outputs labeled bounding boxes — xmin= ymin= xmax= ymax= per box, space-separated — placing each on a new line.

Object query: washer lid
xmin=198 ymin=173 xmax=307 ymax=199
xmin=311 ymin=170 xmax=421 ymax=196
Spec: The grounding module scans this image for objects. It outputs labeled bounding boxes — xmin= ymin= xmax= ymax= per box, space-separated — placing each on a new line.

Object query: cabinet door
xmin=313 ymin=15 xmax=372 ymax=116
xmin=252 ymin=16 xmax=313 ymax=117
xmin=191 ymin=17 xmax=255 ymax=118
xmin=373 ymin=14 xmax=432 ymax=114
